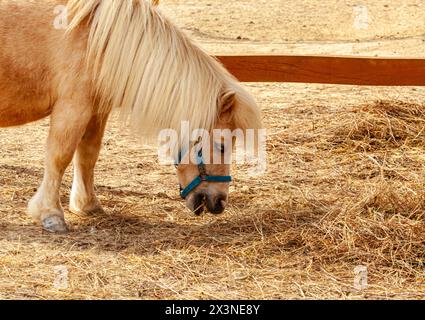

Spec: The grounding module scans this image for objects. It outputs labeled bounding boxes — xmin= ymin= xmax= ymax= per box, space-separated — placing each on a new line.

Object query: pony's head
xmin=67 ymin=0 xmax=263 ymax=215
xmin=175 ymin=85 xmax=262 ymax=215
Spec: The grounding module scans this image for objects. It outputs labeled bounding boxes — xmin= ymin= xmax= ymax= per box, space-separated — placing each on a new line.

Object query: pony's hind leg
xmin=70 ymin=114 xmax=108 ymax=215
xmin=28 ymin=100 xmax=93 ymax=233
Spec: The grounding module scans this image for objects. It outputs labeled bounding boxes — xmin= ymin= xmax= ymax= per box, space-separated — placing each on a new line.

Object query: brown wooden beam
xmin=216 ymin=55 xmax=425 ymax=86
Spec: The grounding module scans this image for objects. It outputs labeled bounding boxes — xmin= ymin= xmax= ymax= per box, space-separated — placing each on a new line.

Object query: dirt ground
xmin=0 ymin=0 xmax=424 ymax=299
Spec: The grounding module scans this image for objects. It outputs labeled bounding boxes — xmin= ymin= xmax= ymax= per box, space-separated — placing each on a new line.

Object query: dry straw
xmin=0 ymin=99 xmax=424 ymax=299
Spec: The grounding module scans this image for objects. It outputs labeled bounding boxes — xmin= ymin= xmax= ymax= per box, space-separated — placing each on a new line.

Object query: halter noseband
xmin=175 ymin=141 xmax=232 ymax=199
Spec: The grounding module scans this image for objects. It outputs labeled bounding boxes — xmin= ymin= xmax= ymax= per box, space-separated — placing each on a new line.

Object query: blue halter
xmin=175 ymin=142 xmax=232 ymax=199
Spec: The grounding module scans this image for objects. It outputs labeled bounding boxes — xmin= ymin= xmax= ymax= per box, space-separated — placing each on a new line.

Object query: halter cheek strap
xmin=175 ymin=145 xmax=232 ymax=199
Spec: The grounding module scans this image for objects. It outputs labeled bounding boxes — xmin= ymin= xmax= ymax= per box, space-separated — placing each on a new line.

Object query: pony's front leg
xmin=28 ymin=100 xmax=93 ymax=233
xmin=70 ymin=114 xmax=108 ymax=215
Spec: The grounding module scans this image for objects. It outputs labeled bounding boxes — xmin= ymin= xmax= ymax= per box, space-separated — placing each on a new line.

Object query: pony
xmin=0 ymin=0 xmax=262 ymax=233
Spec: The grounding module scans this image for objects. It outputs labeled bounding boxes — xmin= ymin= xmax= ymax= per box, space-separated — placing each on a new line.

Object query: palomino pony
xmin=0 ymin=0 xmax=262 ymax=233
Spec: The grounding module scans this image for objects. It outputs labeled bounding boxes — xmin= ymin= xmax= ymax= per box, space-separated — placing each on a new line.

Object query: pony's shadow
xmin=66 ymin=210 xmax=280 ymax=255
xmin=1 ymin=202 xmax=295 ymax=257
xmin=0 ymin=177 xmax=301 ymax=256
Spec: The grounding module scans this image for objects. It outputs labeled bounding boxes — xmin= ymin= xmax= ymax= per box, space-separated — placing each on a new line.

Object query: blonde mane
xmin=67 ymin=0 xmax=261 ymax=149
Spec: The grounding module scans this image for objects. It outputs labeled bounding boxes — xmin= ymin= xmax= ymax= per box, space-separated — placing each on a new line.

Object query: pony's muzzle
xmin=188 ymin=192 xmax=227 ymax=215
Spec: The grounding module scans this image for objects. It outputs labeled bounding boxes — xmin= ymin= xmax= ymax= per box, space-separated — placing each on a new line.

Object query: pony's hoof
xmin=86 ymin=205 xmax=105 ymax=215
xmin=70 ymin=205 xmax=105 ymax=216
xmin=69 ymin=201 xmax=105 ymax=216
xmin=42 ymin=216 xmax=68 ymax=234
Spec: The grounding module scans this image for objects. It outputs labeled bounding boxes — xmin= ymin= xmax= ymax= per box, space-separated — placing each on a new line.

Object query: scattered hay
xmin=330 ymin=100 xmax=425 ymax=151
xmin=0 ymin=98 xmax=424 ymax=299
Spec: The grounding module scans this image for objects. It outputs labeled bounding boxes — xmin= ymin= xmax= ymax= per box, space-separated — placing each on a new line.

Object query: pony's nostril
xmin=207 ymin=194 xmax=227 ymax=214
xmin=192 ymin=192 xmax=206 ymax=215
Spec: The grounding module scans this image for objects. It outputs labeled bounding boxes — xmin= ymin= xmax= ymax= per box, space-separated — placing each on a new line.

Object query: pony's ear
xmin=219 ymin=90 xmax=237 ymax=123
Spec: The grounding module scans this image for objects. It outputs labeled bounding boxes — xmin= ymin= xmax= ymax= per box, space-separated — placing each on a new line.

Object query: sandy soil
xmin=0 ymin=0 xmax=424 ymax=299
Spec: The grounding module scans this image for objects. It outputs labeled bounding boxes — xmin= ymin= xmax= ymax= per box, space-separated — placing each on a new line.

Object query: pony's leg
xmin=28 ymin=100 xmax=93 ymax=233
xmin=70 ymin=114 xmax=108 ymax=215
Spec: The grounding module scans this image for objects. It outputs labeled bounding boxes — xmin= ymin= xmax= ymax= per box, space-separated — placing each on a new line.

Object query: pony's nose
xmin=206 ymin=193 xmax=227 ymax=214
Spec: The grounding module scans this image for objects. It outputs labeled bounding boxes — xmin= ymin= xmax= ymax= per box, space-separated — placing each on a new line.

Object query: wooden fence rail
xmin=217 ymin=55 xmax=425 ymax=86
